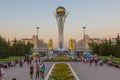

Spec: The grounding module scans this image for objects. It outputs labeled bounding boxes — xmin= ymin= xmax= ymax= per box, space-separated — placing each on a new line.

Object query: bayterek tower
xmin=55 ymin=6 xmax=68 ymax=50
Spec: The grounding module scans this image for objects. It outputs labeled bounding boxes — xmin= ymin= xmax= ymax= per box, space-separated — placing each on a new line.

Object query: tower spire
xmin=55 ymin=6 xmax=68 ymax=50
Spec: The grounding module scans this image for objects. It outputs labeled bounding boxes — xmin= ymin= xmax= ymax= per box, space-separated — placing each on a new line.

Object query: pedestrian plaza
xmin=3 ymin=57 xmax=120 ymax=80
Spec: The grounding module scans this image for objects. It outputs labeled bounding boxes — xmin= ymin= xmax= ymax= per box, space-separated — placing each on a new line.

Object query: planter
xmin=45 ymin=63 xmax=80 ymax=80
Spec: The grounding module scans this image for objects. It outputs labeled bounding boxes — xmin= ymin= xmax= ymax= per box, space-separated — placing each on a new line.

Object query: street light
xmin=36 ymin=27 xmax=39 ymax=53
xmin=83 ymin=27 xmax=86 ymax=52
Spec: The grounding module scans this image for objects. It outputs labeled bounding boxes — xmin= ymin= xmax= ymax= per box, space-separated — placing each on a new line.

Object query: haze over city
xmin=0 ymin=0 xmax=120 ymax=48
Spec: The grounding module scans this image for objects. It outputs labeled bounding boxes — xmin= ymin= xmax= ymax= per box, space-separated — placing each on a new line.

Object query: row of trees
xmin=88 ymin=34 xmax=120 ymax=58
xmin=0 ymin=35 xmax=34 ymax=58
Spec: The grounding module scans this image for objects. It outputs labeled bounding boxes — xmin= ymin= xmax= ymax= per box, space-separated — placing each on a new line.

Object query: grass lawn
xmin=0 ymin=56 xmax=24 ymax=62
xmin=99 ymin=56 xmax=120 ymax=62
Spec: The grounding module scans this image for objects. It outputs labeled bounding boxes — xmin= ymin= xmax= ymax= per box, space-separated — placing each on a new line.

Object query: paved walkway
xmin=4 ymin=61 xmax=54 ymax=80
xmin=69 ymin=62 xmax=120 ymax=80
xmin=3 ymin=59 xmax=120 ymax=80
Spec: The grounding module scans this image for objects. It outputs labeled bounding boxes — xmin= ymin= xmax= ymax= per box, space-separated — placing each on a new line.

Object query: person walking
xmin=40 ymin=63 xmax=43 ymax=78
xmin=36 ymin=64 xmax=40 ymax=79
xmin=30 ymin=64 xmax=34 ymax=79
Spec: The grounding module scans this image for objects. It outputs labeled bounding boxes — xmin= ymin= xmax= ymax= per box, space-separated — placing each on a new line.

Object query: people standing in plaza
xmin=94 ymin=59 xmax=98 ymax=66
xmin=0 ymin=66 xmax=4 ymax=79
xmin=40 ymin=63 xmax=43 ymax=78
xmin=98 ymin=59 xmax=103 ymax=66
xmin=94 ymin=54 xmax=98 ymax=66
xmin=38 ymin=56 xmax=40 ymax=62
xmin=35 ymin=58 xmax=37 ymax=64
xmin=20 ymin=60 xmax=23 ymax=67
xmin=36 ymin=63 xmax=40 ymax=79
xmin=89 ymin=57 xmax=93 ymax=66
xmin=29 ymin=58 xmax=32 ymax=65
xmin=27 ymin=59 xmax=30 ymax=66
xmin=41 ymin=64 xmax=45 ymax=78
xmin=30 ymin=64 xmax=34 ymax=79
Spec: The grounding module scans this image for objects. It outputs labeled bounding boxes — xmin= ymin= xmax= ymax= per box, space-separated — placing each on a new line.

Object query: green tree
xmin=89 ymin=34 xmax=120 ymax=58
xmin=10 ymin=40 xmax=34 ymax=56
xmin=0 ymin=36 xmax=10 ymax=58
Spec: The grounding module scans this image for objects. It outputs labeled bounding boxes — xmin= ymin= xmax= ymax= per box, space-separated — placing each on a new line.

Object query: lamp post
xmin=36 ymin=27 xmax=39 ymax=53
xmin=83 ymin=27 xmax=86 ymax=52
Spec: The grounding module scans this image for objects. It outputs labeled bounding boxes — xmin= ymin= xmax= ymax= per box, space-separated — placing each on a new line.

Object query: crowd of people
xmin=77 ymin=53 xmax=104 ymax=67
xmin=76 ymin=53 xmax=120 ymax=68
xmin=0 ymin=54 xmax=45 ymax=80
xmin=0 ymin=53 xmax=120 ymax=80
xmin=25 ymin=55 xmax=46 ymax=80
xmin=29 ymin=57 xmax=45 ymax=80
xmin=0 ymin=60 xmax=19 ymax=80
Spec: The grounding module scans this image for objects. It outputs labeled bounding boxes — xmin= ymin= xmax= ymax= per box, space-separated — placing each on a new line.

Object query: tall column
xmin=58 ymin=16 xmax=64 ymax=48
xmin=36 ymin=27 xmax=39 ymax=53
xmin=55 ymin=6 xmax=68 ymax=50
xmin=83 ymin=27 xmax=86 ymax=52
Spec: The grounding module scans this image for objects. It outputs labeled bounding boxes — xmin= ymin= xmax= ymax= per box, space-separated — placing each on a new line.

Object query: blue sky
xmin=0 ymin=0 xmax=120 ymax=48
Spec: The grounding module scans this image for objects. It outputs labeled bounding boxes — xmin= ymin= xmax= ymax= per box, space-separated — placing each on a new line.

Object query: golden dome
xmin=56 ymin=6 xmax=66 ymax=16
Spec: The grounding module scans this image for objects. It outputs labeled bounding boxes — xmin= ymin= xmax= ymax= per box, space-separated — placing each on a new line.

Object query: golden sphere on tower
xmin=56 ymin=6 xmax=66 ymax=16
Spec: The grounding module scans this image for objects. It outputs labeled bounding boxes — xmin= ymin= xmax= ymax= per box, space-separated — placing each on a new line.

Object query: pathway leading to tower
xmin=69 ymin=62 xmax=120 ymax=80
xmin=3 ymin=58 xmax=120 ymax=80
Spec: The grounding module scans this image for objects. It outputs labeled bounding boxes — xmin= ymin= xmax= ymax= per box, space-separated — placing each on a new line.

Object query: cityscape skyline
xmin=0 ymin=0 xmax=120 ymax=48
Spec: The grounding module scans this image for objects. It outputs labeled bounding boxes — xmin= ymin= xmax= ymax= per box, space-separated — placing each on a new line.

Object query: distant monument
xmin=55 ymin=6 xmax=68 ymax=50
xmin=69 ymin=39 xmax=73 ymax=51
xmin=48 ymin=39 xmax=53 ymax=50
xmin=69 ymin=39 xmax=74 ymax=55
xmin=48 ymin=39 xmax=53 ymax=56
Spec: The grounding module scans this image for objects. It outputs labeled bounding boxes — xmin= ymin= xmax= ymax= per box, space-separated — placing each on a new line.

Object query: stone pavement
xmin=4 ymin=61 xmax=54 ymax=80
xmin=3 ymin=59 xmax=120 ymax=80
xmin=69 ymin=62 xmax=120 ymax=80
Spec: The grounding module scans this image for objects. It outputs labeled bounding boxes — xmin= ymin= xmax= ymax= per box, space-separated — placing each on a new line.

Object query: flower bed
xmin=45 ymin=55 xmax=75 ymax=62
xmin=48 ymin=63 xmax=75 ymax=80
